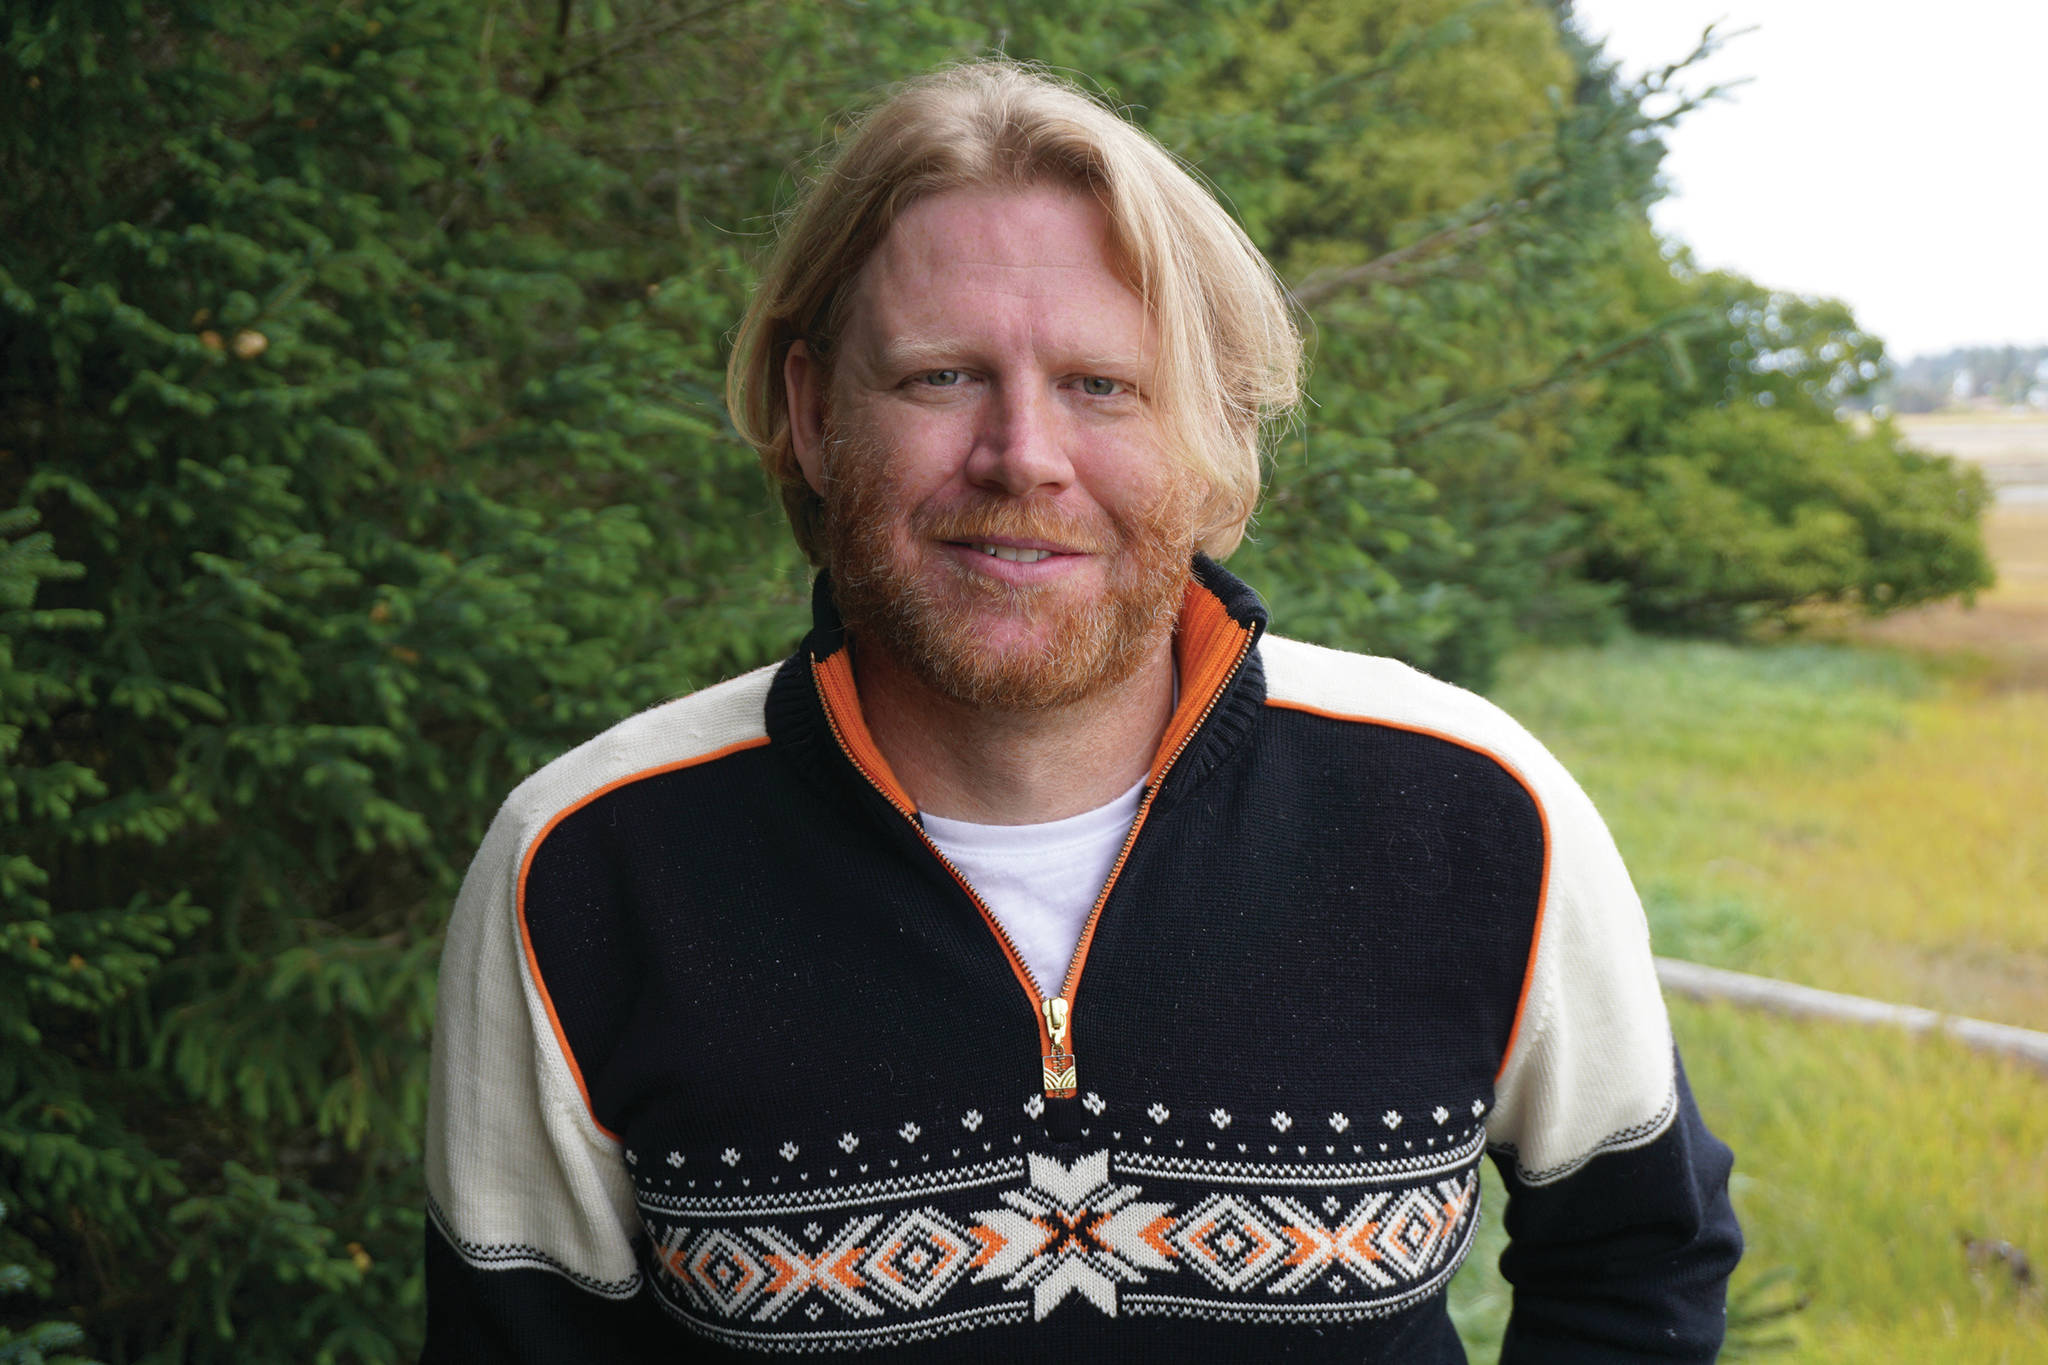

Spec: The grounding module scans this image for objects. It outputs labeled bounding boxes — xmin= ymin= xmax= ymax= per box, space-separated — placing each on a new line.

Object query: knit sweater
xmin=422 ymin=558 xmax=1740 ymax=1361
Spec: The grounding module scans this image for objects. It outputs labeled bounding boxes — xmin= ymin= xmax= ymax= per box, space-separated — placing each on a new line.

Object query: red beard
xmin=819 ymin=431 xmax=1195 ymax=712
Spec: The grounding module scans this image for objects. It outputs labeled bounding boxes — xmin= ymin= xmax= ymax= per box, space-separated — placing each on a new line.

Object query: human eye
xmin=916 ymin=369 xmax=965 ymax=388
xmin=1078 ymin=376 xmax=1125 ymax=397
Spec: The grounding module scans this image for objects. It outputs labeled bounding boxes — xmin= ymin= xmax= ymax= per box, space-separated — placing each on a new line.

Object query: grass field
xmin=1446 ymin=506 xmax=2048 ymax=1359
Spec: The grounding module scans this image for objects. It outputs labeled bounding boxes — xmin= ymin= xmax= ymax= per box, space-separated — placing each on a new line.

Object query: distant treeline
xmin=1858 ymin=345 xmax=2048 ymax=413
xmin=0 ymin=2 xmax=1992 ymax=1360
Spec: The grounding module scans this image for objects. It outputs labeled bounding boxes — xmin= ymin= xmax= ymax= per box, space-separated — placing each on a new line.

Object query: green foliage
xmin=1 ymin=1 xmax=793 ymax=1357
xmin=0 ymin=0 xmax=1994 ymax=1358
xmin=1134 ymin=0 xmax=1724 ymax=682
xmin=1559 ymin=243 xmax=1995 ymax=633
xmin=0 ymin=1122 xmax=97 ymax=1364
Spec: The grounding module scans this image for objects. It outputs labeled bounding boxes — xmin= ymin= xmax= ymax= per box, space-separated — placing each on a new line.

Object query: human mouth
xmin=971 ymin=543 xmax=1054 ymax=564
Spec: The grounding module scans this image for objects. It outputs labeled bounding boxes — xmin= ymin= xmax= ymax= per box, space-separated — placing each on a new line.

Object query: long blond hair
xmin=725 ymin=59 xmax=1302 ymax=562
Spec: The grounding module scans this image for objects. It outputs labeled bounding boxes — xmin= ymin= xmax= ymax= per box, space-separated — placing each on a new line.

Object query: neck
xmin=855 ymin=639 xmax=1175 ymax=825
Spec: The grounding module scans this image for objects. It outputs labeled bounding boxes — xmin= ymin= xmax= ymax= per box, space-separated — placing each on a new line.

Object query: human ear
xmin=783 ymin=340 xmax=827 ymax=496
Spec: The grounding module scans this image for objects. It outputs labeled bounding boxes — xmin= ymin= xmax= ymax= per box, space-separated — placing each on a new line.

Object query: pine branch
xmin=1291 ymin=204 xmax=1515 ymax=308
xmin=530 ymin=0 xmax=577 ymax=107
xmin=1390 ymin=306 xmax=1714 ymax=445
xmin=534 ymin=0 xmax=752 ymax=102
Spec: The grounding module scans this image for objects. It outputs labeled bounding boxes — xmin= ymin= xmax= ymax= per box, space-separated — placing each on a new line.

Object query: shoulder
xmin=487 ymin=661 xmax=780 ymax=866
xmin=1257 ymin=633 xmax=1572 ymax=804
xmin=1258 ymin=637 xmax=1682 ymax=1175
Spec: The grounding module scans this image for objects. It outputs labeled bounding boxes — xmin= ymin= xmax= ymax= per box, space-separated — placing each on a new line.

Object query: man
xmin=424 ymin=61 xmax=1740 ymax=1361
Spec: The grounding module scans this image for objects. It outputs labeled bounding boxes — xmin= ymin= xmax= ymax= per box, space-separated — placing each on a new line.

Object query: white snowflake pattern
xmin=1082 ymin=1092 xmax=1106 ymax=1115
xmin=1432 ymin=1106 xmax=1450 ymax=1125
xmin=838 ymin=1132 xmax=859 ymax=1153
xmin=1024 ymin=1094 xmax=1045 ymax=1120
xmin=1146 ymin=1102 xmax=1170 ymax=1125
xmin=1328 ymin=1112 xmax=1350 ymax=1133
xmin=1209 ymin=1108 xmax=1232 ymax=1129
xmin=779 ymin=1141 xmax=799 ymax=1162
xmin=968 ymin=1150 xmax=1174 ymax=1320
xmin=625 ymin=1150 xmax=638 ymax=1166
xmin=1382 ymin=1110 xmax=1402 ymax=1130
xmin=961 ymin=1109 xmax=984 ymax=1132
xmin=898 ymin=1121 xmax=921 ymax=1143
xmin=666 ymin=1150 xmax=684 ymax=1168
xmin=720 ymin=1148 xmax=741 ymax=1167
xmin=803 ymin=1222 xmax=823 ymax=1242
xmin=1472 ymin=1098 xmax=1486 ymax=1117
xmin=1270 ymin=1110 xmax=1293 ymax=1133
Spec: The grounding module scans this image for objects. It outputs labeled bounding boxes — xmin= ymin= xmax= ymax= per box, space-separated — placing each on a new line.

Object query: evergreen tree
xmin=1 ymin=1 xmax=746 ymax=1356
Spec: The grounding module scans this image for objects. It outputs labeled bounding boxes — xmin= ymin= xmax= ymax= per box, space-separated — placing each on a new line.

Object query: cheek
xmin=833 ymin=400 xmax=966 ymax=489
xmin=1086 ymin=440 xmax=1185 ymax=518
xmin=823 ymin=428 xmax=939 ymax=550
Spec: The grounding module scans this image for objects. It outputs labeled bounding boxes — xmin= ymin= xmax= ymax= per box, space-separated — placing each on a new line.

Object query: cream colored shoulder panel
xmin=1260 ymin=635 xmax=1549 ymax=772
xmin=1260 ymin=635 xmax=1676 ymax=1184
xmin=500 ymin=662 xmax=780 ymax=849
xmin=425 ymin=662 xmax=779 ymax=1288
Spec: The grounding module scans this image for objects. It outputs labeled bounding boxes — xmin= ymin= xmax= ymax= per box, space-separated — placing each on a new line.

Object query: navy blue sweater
xmin=423 ymin=560 xmax=1739 ymax=1360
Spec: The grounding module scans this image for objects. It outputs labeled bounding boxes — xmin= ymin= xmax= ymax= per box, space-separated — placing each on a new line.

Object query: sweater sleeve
xmin=1490 ymin=1053 xmax=1739 ymax=1362
xmin=1483 ymin=745 xmax=1742 ymax=1361
xmin=420 ymin=794 xmax=663 ymax=1361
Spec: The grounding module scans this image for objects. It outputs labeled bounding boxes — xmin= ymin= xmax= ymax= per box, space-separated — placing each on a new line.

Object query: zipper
xmin=809 ymin=657 xmax=1051 ymax=1009
xmin=810 ymin=623 xmax=1255 ymax=1108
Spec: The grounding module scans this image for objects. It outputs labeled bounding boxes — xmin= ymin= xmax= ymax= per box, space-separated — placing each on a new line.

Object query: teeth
xmin=977 ymin=544 xmax=1052 ymax=563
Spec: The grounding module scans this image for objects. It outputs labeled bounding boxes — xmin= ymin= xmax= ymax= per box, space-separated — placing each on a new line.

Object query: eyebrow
xmin=870 ymin=339 xmax=1150 ymax=376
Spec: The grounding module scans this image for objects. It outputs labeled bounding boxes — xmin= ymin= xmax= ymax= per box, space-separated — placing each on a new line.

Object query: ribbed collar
xmin=766 ymin=555 xmax=1269 ymax=820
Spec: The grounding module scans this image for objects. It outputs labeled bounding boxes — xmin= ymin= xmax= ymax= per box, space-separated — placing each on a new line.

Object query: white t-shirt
xmin=921 ymin=777 xmax=1146 ymax=995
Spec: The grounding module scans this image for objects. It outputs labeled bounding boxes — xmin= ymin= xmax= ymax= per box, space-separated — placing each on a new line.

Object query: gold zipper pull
xmin=1043 ymin=996 xmax=1070 ymax=1051
xmin=1041 ymin=996 xmax=1076 ymax=1098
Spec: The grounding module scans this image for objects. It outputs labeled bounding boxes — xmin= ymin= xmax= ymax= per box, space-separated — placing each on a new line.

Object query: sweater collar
xmin=776 ymin=556 xmax=1268 ymax=815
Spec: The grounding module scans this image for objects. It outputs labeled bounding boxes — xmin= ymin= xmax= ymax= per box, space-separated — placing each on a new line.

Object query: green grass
xmin=1670 ymin=999 xmax=2047 ymax=1362
xmin=1445 ymin=629 xmax=2048 ymax=1361
xmin=1490 ymin=635 xmax=2048 ymax=1024
xmin=1487 ymin=636 xmax=1931 ymax=975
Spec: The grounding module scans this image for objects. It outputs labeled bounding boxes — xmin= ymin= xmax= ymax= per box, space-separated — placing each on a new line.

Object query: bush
xmin=1563 ymin=257 xmax=1993 ymax=633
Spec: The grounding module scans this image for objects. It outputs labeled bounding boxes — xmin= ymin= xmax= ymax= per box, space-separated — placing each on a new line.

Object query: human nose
xmin=965 ymin=381 xmax=1074 ymax=496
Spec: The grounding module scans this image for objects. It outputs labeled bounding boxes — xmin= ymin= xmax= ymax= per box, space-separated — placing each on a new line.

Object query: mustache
xmin=913 ymin=496 xmax=1116 ymax=556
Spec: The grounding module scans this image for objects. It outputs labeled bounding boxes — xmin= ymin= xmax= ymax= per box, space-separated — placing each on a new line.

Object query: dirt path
xmin=1895 ymin=413 xmax=2048 ymax=505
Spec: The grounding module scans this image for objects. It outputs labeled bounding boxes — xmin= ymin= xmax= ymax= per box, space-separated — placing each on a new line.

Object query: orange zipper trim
xmin=1056 ymin=585 xmax=1255 ymax=1013
xmin=810 ymin=650 xmax=1049 ymax=1031
xmin=809 ymin=580 xmax=1258 ymax=1092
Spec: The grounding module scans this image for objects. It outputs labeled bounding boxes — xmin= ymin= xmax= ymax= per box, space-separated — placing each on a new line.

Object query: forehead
xmin=840 ymin=185 xmax=1151 ymax=363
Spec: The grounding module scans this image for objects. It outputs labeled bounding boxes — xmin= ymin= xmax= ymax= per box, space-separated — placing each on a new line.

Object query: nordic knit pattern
xmin=422 ymin=559 xmax=1740 ymax=1362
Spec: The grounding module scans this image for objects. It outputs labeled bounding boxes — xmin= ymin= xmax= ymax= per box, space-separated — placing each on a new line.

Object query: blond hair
xmin=725 ymin=60 xmax=1302 ymax=562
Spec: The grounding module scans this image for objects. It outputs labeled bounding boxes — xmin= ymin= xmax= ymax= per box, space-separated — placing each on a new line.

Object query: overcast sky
xmin=1566 ymin=0 xmax=2048 ymax=362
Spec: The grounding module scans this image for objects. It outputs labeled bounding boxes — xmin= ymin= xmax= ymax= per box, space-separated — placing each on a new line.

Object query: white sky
xmin=1566 ymin=0 xmax=2048 ymax=361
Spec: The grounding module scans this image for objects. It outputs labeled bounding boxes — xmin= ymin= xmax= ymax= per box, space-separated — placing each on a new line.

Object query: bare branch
xmin=531 ymin=0 xmax=577 ymax=107
xmin=541 ymin=0 xmax=752 ymax=95
xmin=1388 ymin=307 xmax=1712 ymax=444
xmin=1290 ymin=204 xmax=1514 ymax=309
